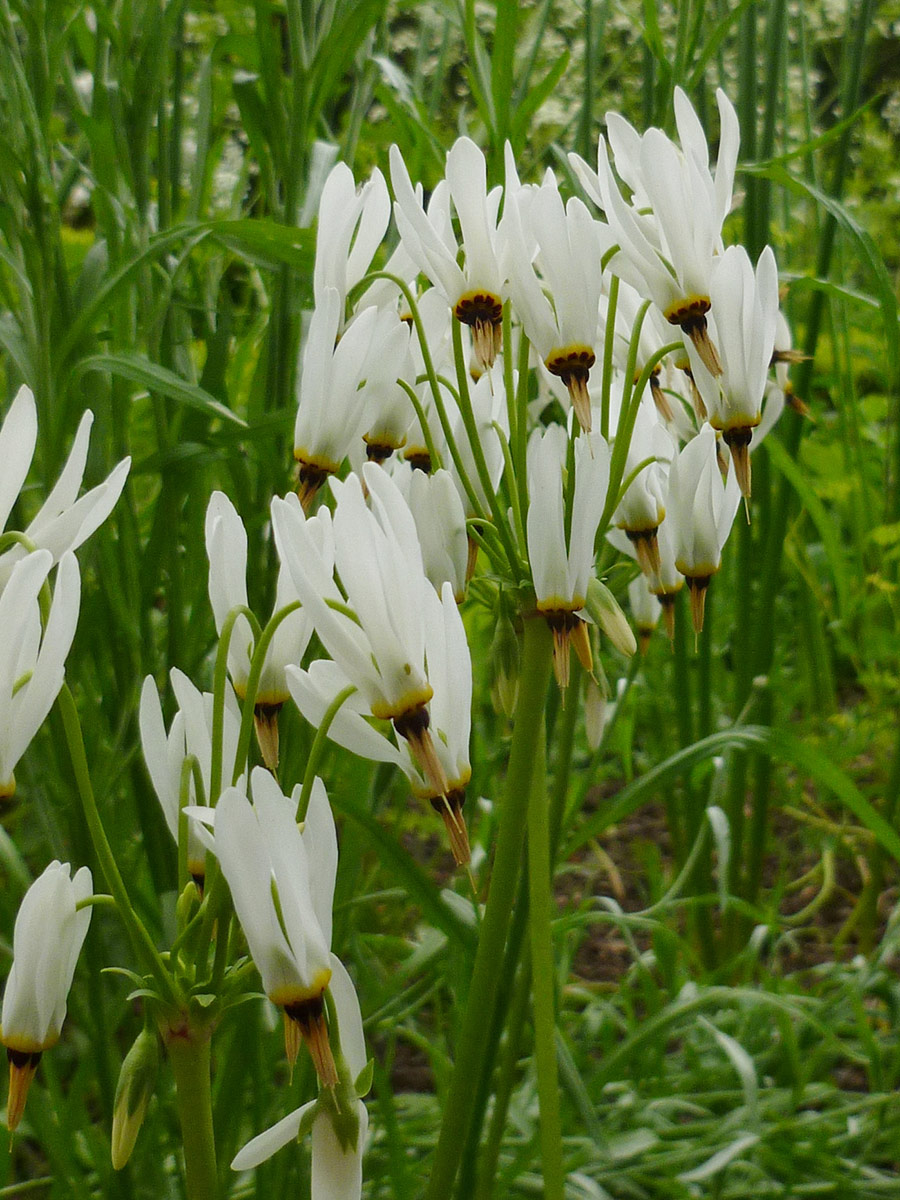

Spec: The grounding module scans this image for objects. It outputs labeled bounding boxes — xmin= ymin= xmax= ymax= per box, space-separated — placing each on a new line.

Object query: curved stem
xmin=424 ymin=618 xmax=553 ymax=1200
xmin=58 ymin=685 xmax=179 ymax=1006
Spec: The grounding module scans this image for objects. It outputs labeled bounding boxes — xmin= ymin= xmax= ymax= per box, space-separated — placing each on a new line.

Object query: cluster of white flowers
xmin=0 ymin=386 xmax=129 ymax=1128
xmin=2 ymin=85 xmax=797 ymax=1197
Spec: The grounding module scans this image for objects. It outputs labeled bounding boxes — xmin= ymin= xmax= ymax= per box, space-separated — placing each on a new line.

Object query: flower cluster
xmin=0 ymin=387 xmax=128 ymax=1128
xmin=2 ymin=84 xmax=797 ymax=1198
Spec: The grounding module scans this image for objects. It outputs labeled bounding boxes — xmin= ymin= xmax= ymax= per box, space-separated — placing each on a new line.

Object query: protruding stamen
xmin=649 ymin=372 xmax=674 ymax=423
xmin=723 ymin=427 xmax=753 ymax=501
xmin=455 ymin=292 xmax=503 ymax=372
xmin=394 ymin=707 xmax=448 ymax=796
xmin=253 ymin=703 xmax=282 ymax=773
xmin=6 ymin=1048 xmax=42 ymax=1132
xmin=430 ymin=789 xmax=471 ymax=867
xmin=686 ymin=576 xmax=711 ymax=637
xmin=546 ymin=347 xmax=595 ymax=433
xmin=665 ymin=298 xmax=722 ymax=377
xmin=625 ymin=528 xmax=662 ymax=582
xmin=283 ymin=996 xmax=338 ymax=1089
xmin=658 ymin=593 xmax=677 ymax=644
xmin=295 ymin=461 xmax=332 ymax=513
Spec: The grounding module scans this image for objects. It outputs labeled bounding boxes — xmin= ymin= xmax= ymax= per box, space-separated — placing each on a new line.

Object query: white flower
xmin=0 ymin=550 xmax=81 ymax=797
xmin=205 ymin=767 xmax=340 ymax=1085
xmin=390 ymin=465 xmax=468 ymax=602
xmin=313 ymin=162 xmax=391 ymax=321
xmin=286 ymin=583 xmax=474 ymax=865
xmin=571 ymin=88 xmax=739 ymax=375
xmin=1 ymin=861 xmax=92 ymax=1129
xmin=390 ymin=138 xmax=505 ymax=370
xmin=293 ymin=292 xmax=382 ymax=508
xmin=526 ymin=425 xmax=611 ymax=686
xmin=665 ymin=425 xmax=741 ymax=632
xmin=272 ymin=469 xmax=450 ymax=800
xmin=204 ymin=491 xmax=326 ymax=769
xmin=205 ymin=492 xmax=320 ymax=704
xmin=0 ymin=386 xmax=130 ymax=590
xmin=138 ymin=668 xmax=241 ymax=879
xmin=628 ymin=574 xmax=662 ymax=648
xmin=500 ymin=154 xmax=605 ymax=430
xmin=231 ymin=956 xmax=369 ymax=1200
xmin=612 ymin=396 xmax=674 ymax=580
xmin=685 ymin=245 xmax=779 ymax=498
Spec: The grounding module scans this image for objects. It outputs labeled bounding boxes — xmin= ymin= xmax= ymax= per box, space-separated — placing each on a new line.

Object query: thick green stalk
xmin=167 ymin=1029 xmax=218 ymax=1200
xmin=526 ymin=712 xmax=564 ymax=1200
xmin=424 ymin=618 xmax=553 ymax=1200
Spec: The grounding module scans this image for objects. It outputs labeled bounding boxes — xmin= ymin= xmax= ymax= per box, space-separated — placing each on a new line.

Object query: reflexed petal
xmin=231 ymin=1100 xmax=317 ymax=1171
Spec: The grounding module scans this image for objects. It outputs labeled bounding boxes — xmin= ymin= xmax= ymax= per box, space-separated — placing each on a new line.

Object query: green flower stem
xmin=425 ymin=617 xmax=553 ymax=1200
xmin=166 ymin=1027 xmax=218 ymax=1200
xmin=472 ymin=952 xmax=532 ymax=1200
xmin=526 ymin=706 xmax=565 ymax=1200
xmin=296 ymin=683 xmax=357 ymax=820
xmin=58 ymin=684 xmax=178 ymax=1006
xmin=210 ymin=604 xmax=261 ymax=803
xmin=231 ymin=601 xmax=300 ymax=785
xmin=450 ymin=319 xmax=523 ymax=580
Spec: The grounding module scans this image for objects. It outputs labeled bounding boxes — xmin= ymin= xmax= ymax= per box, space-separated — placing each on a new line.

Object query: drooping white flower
xmin=0 ymin=550 xmax=81 ymax=798
xmin=293 ymin=291 xmax=382 ymax=509
xmin=231 ymin=956 xmax=369 ymax=1200
xmin=138 ymin=668 xmax=241 ymax=880
xmin=612 ymin=396 xmax=674 ymax=581
xmin=526 ymin=425 xmax=611 ymax=686
xmin=204 ymin=491 xmax=327 ymax=768
xmin=665 ymin=424 xmax=741 ymax=632
xmin=0 ymin=386 xmax=130 ymax=590
xmin=628 ymin=574 xmax=662 ymax=651
xmin=390 ymin=138 xmax=505 ymax=370
xmin=500 ymin=154 xmax=606 ymax=430
xmin=203 ymin=767 xmax=340 ymax=1085
xmin=272 ymin=471 xmax=447 ymax=797
xmin=390 ymin=464 xmax=468 ymax=602
xmin=571 ymin=87 xmax=739 ymax=375
xmin=685 ymin=245 xmax=779 ymax=498
xmin=1 ymin=860 xmax=92 ymax=1129
xmin=313 ymin=162 xmax=391 ymax=321
xmin=286 ymin=582 xmax=474 ymax=865
xmin=357 ymin=311 xmax=416 ymax=465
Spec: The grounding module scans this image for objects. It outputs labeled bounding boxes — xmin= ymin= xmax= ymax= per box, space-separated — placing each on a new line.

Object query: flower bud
xmin=111 ymin=1028 xmax=159 ymax=1169
xmin=584 ymin=579 xmax=637 ymax=657
xmin=489 ymin=610 xmax=520 ymax=716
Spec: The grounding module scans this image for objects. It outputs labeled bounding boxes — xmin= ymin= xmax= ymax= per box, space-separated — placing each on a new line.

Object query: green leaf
xmin=335 ymin=798 xmax=477 ymax=958
xmin=74 ymin=353 xmax=246 ymax=426
xmin=764 ymin=436 xmax=851 ymax=621
xmin=745 ymin=162 xmax=900 ymax=387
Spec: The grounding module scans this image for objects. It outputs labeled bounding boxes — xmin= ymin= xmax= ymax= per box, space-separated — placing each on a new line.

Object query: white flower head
xmin=138 ymin=668 xmax=241 ymax=878
xmin=313 ymin=162 xmax=391 ymax=321
xmin=1 ymin=860 xmax=92 ymax=1129
xmin=0 ymin=550 xmax=81 ymax=797
xmin=231 ymin=955 xmax=369 ymax=1199
xmin=389 ymin=464 xmax=468 ymax=602
xmin=666 ymin=424 xmax=740 ymax=632
xmin=206 ymin=767 xmax=340 ymax=1085
xmin=686 ymin=244 xmax=780 ymax=498
xmin=390 ymin=138 xmax=505 ymax=370
xmin=500 ymin=155 xmax=606 ymax=430
xmin=571 ymin=88 xmax=739 ymax=376
xmin=293 ymin=293 xmax=383 ymax=508
xmin=526 ymin=425 xmax=611 ymax=687
xmin=0 ymin=386 xmax=130 ymax=591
